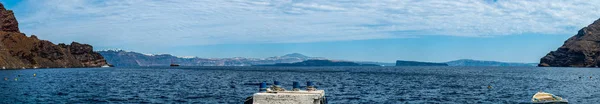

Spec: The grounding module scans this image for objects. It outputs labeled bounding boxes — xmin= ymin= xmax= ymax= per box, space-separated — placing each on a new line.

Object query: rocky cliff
xmin=0 ymin=3 xmax=107 ymax=69
xmin=0 ymin=3 xmax=19 ymax=33
xmin=539 ymin=18 xmax=600 ymax=67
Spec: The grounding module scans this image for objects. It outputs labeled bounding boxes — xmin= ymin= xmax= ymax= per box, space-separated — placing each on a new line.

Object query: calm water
xmin=1 ymin=66 xmax=599 ymax=103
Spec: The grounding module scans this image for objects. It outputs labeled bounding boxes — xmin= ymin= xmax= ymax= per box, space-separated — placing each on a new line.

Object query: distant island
xmin=0 ymin=3 xmax=107 ymax=69
xmin=354 ymin=61 xmax=396 ymax=66
xmin=257 ymin=60 xmax=380 ymax=66
xmin=394 ymin=59 xmax=536 ymax=66
xmin=99 ymin=50 xmax=404 ymax=67
xmin=98 ymin=50 xmax=326 ymax=67
xmin=446 ymin=59 xmax=536 ymax=66
xmin=539 ymin=18 xmax=600 ymax=67
xmin=396 ymin=60 xmax=448 ymax=66
xmin=99 ymin=50 xmax=538 ymax=67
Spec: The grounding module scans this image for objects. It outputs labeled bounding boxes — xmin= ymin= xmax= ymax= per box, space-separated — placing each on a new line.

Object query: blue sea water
xmin=0 ymin=66 xmax=599 ymax=103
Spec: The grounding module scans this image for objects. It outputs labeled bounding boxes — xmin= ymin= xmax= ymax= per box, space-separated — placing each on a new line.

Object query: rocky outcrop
xmin=0 ymin=3 xmax=107 ymax=69
xmin=539 ymin=18 xmax=600 ymax=67
xmin=0 ymin=3 xmax=19 ymax=33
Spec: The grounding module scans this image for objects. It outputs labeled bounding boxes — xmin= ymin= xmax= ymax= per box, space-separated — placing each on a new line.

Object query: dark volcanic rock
xmin=0 ymin=3 xmax=107 ymax=69
xmin=539 ymin=18 xmax=600 ymax=67
xmin=0 ymin=3 xmax=19 ymax=33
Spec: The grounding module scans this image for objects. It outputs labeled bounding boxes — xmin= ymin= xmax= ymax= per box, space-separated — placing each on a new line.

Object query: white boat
xmin=245 ymin=81 xmax=327 ymax=104
xmin=532 ymin=92 xmax=568 ymax=103
xmin=101 ymin=65 xmax=110 ymax=68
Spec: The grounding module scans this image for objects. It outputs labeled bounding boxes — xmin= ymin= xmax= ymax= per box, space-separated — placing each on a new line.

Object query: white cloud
xmin=11 ymin=0 xmax=600 ymax=47
xmin=292 ymin=3 xmax=346 ymax=11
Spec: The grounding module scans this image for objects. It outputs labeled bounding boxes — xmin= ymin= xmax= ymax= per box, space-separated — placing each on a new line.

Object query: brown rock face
xmin=539 ymin=18 xmax=600 ymax=67
xmin=0 ymin=3 xmax=19 ymax=33
xmin=0 ymin=3 xmax=107 ymax=69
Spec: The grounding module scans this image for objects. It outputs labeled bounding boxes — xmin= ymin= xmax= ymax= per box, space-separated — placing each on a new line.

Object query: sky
xmin=1 ymin=0 xmax=599 ymax=63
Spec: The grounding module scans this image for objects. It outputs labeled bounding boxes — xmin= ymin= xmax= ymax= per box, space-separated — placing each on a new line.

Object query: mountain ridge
xmin=98 ymin=50 xmax=537 ymax=67
xmin=258 ymin=59 xmax=380 ymax=66
xmin=281 ymin=53 xmax=310 ymax=58
xmin=98 ymin=50 xmax=325 ymax=67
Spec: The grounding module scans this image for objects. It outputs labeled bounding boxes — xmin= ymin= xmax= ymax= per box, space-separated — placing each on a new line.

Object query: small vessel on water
xmin=532 ymin=92 xmax=568 ymax=103
xmin=245 ymin=81 xmax=327 ymax=104
xmin=101 ymin=64 xmax=114 ymax=68
xmin=170 ymin=59 xmax=180 ymax=67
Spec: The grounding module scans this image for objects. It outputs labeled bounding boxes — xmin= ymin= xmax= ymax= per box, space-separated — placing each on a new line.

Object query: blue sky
xmin=2 ymin=0 xmax=600 ymax=63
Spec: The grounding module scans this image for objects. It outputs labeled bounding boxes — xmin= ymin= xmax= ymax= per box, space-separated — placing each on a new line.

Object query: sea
xmin=0 ymin=66 xmax=599 ymax=103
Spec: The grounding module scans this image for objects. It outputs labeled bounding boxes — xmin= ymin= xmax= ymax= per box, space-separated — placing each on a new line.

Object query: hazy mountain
xmin=100 ymin=50 xmax=540 ymax=67
xmin=97 ymin=50 xmax=326 ymax=67
xmin=258 ymin=60 xmax=380 ymax=66
xmin=281 ymin=53 xmax=310 ymax=59
xmin=445 ymin=59 xmax=536 ymax=66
